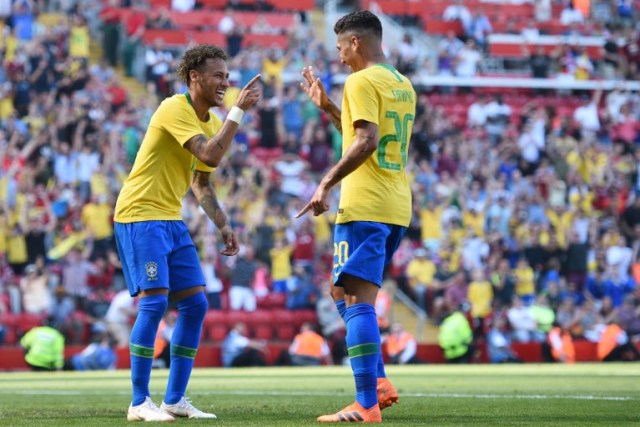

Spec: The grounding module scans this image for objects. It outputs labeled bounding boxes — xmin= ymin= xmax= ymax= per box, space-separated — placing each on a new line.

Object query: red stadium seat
xmin=423 ymin=20 xmax=463 ymax=36
xmin=245 ymin=310 xmax=274 ymax=340
xmin=257 ymin=292 xmax=286 ymax=309
xmin=204 ymin=310 xmax=229 ymax=342
xmin=269 ymin=0 xmax=315 ymax=11
xmin=0 ymin=313 xmax=18 ymax=345
xmin=292 ymin=309 xmax=317 ymax=329
xmin=198 ymin=0 xmax=229 ymax=9
xmin=148 ymin=0 xmax=171 ymax=7
xmin=190 ymin=31 xmax=227 ymax=47
xmin=361 ymin=0 xmax=424 ymax=16
xmin=167 ymin=11 xmax=220 ymax=30
xmin=242 ymin=33 xmax=288 ymax=49
xmin=226 ymin=309 xmax=251 ymax=326
xmin=271 ymin=309 xmax=297 ymax=341
xmin=142 ymin=29 xmax=188 ymax=46
xmin=16 ymin=313 xmax=46 ymax=337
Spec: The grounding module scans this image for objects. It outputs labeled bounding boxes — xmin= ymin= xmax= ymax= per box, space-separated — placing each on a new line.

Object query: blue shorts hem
xmin=334 ymin=268 xmax=382 ymax=288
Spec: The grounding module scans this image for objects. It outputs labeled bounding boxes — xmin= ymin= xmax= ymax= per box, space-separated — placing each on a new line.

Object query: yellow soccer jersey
xmin=115 ymin=94 xmax=218 ymax=223
xmin=338 ymin=64 xmax=416 ymax=227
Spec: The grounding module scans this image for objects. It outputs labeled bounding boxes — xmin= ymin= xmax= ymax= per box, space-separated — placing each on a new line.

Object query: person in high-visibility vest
xmin=153 ymin=311 xmax=177 ymax=369
xmin=288 ymin=322 xmax=332 ymax=366
xmin=438 ymin=309 xmax=474 ymax=363
xmin=598 ymin=323 xmax=640 ymax=362
xmin=20 ymin=323 xmax=65 ymax=371
xmin=384 ymin=323 xmax=422 ymax=364
xmin=547 ymin=325 xmax=575 ymax=364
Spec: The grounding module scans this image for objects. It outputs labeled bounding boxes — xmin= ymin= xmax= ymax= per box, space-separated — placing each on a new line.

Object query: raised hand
xmin=300 ymin=66 xmax=329 ymax=110
xmin=235 ymin=74 xmax=262 ymax=111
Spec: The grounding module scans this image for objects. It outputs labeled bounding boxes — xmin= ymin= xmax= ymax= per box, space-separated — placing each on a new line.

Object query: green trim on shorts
xmin=130 ymin=343 xmax=155 ymax=358
xmin=348 ymin=343 xmax=379 ymax=359
xmin=171 ymin=344 xmax=197 ymax=359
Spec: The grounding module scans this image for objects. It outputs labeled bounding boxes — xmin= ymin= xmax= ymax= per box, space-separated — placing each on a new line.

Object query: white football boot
xmin=127 ymin=396 xmax=175 ymax=422
xmin=160 ymin=397 xmax=217 ymax=419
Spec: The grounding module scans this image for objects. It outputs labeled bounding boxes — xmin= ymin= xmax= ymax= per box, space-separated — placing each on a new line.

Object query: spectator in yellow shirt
xmin=467 ymin=268 xmax=494 ymax=334
xmin=269 ymin=237 xmax=293 ymax=293
xmin=80 ymin=194 xmax=114 ymax=260
xmin=405 ymin=247 xmax=437 ymax=314
xmin=514 ymin=258 xmax=536 ymax=304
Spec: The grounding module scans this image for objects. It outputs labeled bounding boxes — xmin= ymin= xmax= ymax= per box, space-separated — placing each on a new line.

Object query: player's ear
xmin=189 ymin=69 xmax=199 ymax=84
xmin=350 ymin=34 xmax=360 ymax=49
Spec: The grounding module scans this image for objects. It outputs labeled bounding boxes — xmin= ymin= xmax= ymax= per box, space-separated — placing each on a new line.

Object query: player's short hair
xmin=334 ymin=10 xmax=382 ymax=40
xmin=177 ymin=44 xmax=228 ymax=85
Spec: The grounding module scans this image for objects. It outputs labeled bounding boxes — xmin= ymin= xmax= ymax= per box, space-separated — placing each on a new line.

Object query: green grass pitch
xmin=0 ymin=364 xmax=638 ymax=426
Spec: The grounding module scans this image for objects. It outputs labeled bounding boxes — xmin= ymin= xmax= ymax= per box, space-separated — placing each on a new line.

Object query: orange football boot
xmin=317 ymin=401 xmax=382 ymax=423
xmin=377 ymin=378 xmax=399 ymax=409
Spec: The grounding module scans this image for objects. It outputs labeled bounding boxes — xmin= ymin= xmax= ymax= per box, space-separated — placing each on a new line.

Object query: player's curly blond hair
xmin=177 ymin=44 xmax=228 ymax=86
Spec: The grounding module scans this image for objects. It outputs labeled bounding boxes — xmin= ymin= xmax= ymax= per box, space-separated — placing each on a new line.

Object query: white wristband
xmin=227 ymin=106 xmax=244 ymax=124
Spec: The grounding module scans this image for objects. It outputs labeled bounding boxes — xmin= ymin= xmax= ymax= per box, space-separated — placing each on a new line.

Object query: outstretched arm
xmin=296 ymin=120 xmax=378 ymax=217
xmin=191 ymin=170 xmax=238 ymax=256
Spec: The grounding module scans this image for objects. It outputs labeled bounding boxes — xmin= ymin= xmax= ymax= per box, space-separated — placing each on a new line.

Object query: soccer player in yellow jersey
xmin=114 ymin=45 xmax=261 ymax=422
xmin=296 ymin=11 xmax=416 ymax=423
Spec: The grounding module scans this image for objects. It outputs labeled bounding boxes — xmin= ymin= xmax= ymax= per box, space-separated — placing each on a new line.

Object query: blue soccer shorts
xmin=114 ymin=220 xmax=205 ymax=297
xmin=332 ymin=221 xmax=406 ymax=287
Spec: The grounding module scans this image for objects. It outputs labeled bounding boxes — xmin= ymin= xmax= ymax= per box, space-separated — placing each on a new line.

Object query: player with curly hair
xmin=114 ymin=44 xmax=261 ymax=422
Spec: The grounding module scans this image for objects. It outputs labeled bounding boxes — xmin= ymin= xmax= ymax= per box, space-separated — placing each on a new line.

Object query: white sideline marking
xmin=2 ymin=390 xmax=636 ymax=401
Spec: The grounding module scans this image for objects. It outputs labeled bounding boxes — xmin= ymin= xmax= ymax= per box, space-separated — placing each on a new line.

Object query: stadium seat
xmin=198 ymin=0 xmax=229 ymax=9
xmin=257 ymin=292 xmax=286 ymax=309
xmin=142 ymin=29 xmax=189 ymax=47
xmin=0 ymin=313 xmax=18 ymax=345
xmin=242 ymin=33 xmax=288 ymax=49
xmin=204 ymin=310 xmax=228 ymax=342
xmin=148 ymin=0 xmax=171 ymax=7
xmin=190 ymin=31 xmax=227 ymax=47
xmin=166 ymin=11 xmax=220 ymax=30
xmin=226 ymin=309 xmax=251 ymax=326
xmin=270 ymin=309 xmax=297 ymax=341
xmin=269 ymin=0 xmax=315 ymax=11
xmin=423 ymin=20 xmax=463 ymax=36
xmin=245 ymin=310 xmax=274 ymax=340
xmin=292 ymin=309 xmax=317 ymax=329
xmin=361 ymin=0 xmax=424 ymax=16
xmin=15 ymin=313 xmax=46 ymax=337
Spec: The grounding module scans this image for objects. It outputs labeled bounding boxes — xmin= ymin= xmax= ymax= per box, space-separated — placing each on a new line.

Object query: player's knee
xmin=138 ymin=294 xmax=169 ymax=316
xmin=177 ymin=291 xmax=208 ymax=321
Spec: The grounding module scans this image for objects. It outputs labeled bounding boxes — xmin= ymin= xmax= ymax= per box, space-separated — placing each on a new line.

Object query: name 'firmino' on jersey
xmin=338 ymin=63 xmax=416 ymax=227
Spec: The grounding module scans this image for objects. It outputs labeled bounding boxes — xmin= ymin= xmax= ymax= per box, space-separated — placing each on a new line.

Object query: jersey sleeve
xmin=344 ymin=74 xmax=379 ymax=126
xmin=157 ymin=96 xmax=204 ymax=148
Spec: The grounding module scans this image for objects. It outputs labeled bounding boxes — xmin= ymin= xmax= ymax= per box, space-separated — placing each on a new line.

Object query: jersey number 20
xmin=378 ymin=111 xmax=414 ymax=171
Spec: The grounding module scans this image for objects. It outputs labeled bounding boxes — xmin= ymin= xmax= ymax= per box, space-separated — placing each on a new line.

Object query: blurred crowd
xmin=0 ymin=0 xmax=639 ymax=367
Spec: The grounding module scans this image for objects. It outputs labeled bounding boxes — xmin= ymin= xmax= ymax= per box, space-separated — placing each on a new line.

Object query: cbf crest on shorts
xmin=145 ymin=261 xmax=158 ymax=281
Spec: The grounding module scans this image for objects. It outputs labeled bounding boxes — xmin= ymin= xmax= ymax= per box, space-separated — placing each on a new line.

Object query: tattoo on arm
xmin=187 ymin=134 xmax=208 ymax=159
xmin=328 ymin=106 xmax=342 ymax=133
xmin=192 ymin=171 xmax=228 ymax=230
